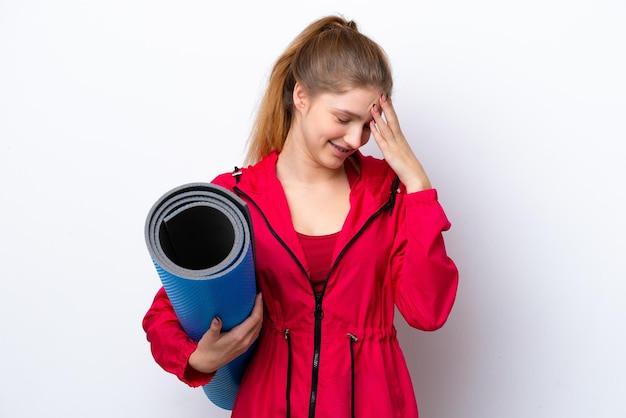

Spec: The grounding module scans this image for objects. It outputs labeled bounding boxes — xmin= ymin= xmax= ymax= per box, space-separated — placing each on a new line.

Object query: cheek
xmin=323 ymin=124 xmax=349 ymax=140
xmin=305 ymin=114 xmax=343 ymax=140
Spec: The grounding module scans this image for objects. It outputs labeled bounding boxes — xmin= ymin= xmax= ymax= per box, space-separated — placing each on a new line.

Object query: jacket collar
xmin=233 ymin=151 xmax=397 ymax=264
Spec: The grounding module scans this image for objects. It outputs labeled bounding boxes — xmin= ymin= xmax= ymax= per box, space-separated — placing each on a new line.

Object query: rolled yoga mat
xmin=144 ymin=182 xmax=257 ymax=410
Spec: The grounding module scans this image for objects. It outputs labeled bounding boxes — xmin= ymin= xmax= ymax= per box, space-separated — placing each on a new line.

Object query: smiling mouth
xmin=330 ymin=141 xmax=351 ymax=154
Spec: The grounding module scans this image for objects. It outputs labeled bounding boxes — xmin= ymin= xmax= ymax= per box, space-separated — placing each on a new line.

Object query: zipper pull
xmin=232 ymin=166 xmax=242 ymax=183
xmin=388 ymin=176 xmax=401 ymax=216
xmin=314 ymin=298 xmax=324 ymax=320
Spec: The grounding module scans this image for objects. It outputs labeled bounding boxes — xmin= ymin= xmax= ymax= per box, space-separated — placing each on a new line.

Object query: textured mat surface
xmin=145 ymin=182 xmax=256 ymax=410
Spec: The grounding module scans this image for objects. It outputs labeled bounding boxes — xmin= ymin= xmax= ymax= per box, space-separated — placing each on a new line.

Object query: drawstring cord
xmin=347 ymin=333 xmax=359 ymax=418
xmin=285 ymin=329 xmax=292 ymax=418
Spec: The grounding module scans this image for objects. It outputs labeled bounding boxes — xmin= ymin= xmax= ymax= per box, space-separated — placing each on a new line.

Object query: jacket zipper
xmin=234 ymin=184 xmax=397 ymax=417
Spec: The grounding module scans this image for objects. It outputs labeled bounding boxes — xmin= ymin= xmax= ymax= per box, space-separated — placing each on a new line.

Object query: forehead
xmin=314 ymin=87 xmax=381 ymax=117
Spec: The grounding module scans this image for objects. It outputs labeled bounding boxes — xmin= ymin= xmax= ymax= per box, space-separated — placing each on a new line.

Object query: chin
xmin=322 ymin=154 xmax=350 ymax=170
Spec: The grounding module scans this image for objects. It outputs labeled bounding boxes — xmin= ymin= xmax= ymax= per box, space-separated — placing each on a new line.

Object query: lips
xmin=329 ymin=141 xmax=352 ymax=154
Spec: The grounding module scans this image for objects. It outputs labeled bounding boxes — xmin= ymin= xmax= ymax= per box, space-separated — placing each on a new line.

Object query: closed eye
xmin=336 ymin=117 xmax=372 ymax=128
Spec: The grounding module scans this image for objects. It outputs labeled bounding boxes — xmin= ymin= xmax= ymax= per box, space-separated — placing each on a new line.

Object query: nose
xmin=345 ymin=125 xmax=370 ymax=149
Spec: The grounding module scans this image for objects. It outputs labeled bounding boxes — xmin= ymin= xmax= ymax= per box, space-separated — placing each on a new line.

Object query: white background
xmin=1 ymin=1 xmax=625 ymax=417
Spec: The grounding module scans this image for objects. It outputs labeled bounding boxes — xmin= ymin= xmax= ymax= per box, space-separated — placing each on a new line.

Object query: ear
xmin=292 ymin=82 xmax=309 ymax=111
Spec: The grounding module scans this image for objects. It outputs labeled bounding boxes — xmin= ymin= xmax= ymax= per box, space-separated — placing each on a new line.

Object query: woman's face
xmin=291 ymin=84 xmax=382 ymax=169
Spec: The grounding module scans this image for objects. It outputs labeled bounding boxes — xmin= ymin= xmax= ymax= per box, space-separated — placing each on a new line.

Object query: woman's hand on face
xmin=370 ymin=95 xmax=432 ymax=193
xmin=188 ymin=293 xmax=263 ymax=374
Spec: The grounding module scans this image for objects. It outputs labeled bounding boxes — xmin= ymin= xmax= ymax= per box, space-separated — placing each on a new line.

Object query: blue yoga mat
xmin=144 ymin=182 xmax=257 ymax=410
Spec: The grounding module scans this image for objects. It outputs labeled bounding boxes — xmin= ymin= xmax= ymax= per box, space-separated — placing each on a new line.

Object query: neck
xmin=277 ymin=139 xmax=346 ymax=185
xmin=277 ymin=154 xmax=345 ymax=186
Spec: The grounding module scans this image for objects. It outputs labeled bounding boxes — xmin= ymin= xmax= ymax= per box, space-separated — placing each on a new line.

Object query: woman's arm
xmin=391 ymin=189 xmax=459 ymax=331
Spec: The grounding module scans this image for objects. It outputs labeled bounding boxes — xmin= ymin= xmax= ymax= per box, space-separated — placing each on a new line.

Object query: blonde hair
xmin=245 ymin=15 xmax=393 ymax=165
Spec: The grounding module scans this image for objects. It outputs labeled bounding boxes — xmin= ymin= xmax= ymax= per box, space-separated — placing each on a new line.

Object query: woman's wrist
xmin=188 ymin=348 xmax=217 ymax=374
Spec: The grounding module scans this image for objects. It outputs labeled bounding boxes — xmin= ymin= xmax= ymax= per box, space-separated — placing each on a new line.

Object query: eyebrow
xmin=333 ymin=108 xmax=372 ymax=121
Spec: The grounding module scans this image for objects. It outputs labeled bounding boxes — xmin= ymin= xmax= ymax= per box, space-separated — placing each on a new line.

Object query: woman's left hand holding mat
xmin=188 ymin=293 xmax=263 ymax=373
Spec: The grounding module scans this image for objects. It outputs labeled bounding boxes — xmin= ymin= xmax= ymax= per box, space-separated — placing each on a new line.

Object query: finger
xmin=251 ymin=293 xmax=263 ymax=321
xmin=370 ymin=103 xmax=392 ymax=144
xmin=246 ymin=294 xmax=264 ymax=337
xmin=230 ymin=294 xmax=263 ymax=339
xmin=203 ymin=317 xmax=222 ymax=343
xmin=378 ymin=94 xmax=400 ymax=132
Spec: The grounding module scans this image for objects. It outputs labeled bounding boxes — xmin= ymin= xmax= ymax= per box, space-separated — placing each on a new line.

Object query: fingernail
xmin=381 ymin=94 xmax=387 ymax=102
xmin=373 ymin=104 xmax=378 ymax=113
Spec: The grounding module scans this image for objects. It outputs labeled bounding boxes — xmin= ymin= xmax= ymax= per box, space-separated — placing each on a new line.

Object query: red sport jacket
xmin=143 ymin=151 xmax=458 ymax=417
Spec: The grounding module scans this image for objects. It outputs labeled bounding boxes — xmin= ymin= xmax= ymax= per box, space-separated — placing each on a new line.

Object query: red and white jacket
xmin=143 ymin=151 xmax=458 ymax=417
